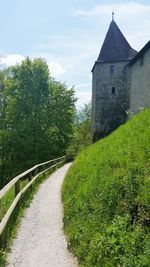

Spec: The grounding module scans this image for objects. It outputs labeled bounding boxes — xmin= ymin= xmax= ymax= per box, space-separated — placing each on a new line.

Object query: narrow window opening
xmin=112 ymin=87 xmax=116 ymax=94
xmin=110 ymin=65 xmax=114 ymax=75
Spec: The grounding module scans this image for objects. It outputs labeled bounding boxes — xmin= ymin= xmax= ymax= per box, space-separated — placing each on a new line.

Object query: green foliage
xmin=62 ymin=108 xmax=150 ymax=267
xmin=0 ymin=58 xmax=76 ymax=187
xmin=0 ymin=69 xmax=10 ymax=188
xmin=67 ymin=102 xmax=92 ymax=157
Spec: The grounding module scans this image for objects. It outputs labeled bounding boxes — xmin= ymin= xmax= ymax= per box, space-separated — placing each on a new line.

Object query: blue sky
xmin=0 ymin=0 xmax=150 ymax=107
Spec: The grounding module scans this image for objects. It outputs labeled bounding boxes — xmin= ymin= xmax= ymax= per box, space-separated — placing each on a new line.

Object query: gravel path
xmin=7 ymin=163 xmax=78 ymax=267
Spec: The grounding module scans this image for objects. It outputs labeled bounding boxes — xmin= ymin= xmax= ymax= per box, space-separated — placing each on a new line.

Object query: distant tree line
xmin=67 ymin=102 xmax=92 ymax=157
xmin=0 ymin=57 xmax=76 ymax=188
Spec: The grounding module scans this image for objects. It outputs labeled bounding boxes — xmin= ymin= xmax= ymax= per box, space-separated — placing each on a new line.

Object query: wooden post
xmin=15 ymin=181 xmax=20 ymax=196
xmin=0 ymin=199 xmax=2 ymax=222
xmin=35 ymin=167 xmax=38 ymax=176
xmin=49 ymin=162 xmax=51 ymax=168
xmin=43 ymin=164 xmax=46 ymax=171
xmin=29 ymin=172 xmax=32 ymax=182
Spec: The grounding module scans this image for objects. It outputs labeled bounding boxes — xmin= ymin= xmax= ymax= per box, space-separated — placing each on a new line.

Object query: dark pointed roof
xmin=98 ymin=20 xmax=137 ymax=62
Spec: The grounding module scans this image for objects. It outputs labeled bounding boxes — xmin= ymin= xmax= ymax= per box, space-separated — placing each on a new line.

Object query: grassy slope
xmin=62 ymin=109 xmax=150 ymax=267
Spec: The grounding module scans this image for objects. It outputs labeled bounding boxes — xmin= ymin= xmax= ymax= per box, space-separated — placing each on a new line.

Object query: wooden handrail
xmin=0 ymin=156 xmax=65 ymax=200
xmin=0 ymin=156 xmax=66 ymax=241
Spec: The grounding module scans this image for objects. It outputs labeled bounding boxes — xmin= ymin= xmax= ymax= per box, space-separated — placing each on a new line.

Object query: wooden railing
xmin=0 ymin=156 xmax=66 ymax=244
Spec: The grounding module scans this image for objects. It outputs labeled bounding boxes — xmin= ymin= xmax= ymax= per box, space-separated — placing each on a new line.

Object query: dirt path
xmin=7 ymin=163 xmax=78 ymax=267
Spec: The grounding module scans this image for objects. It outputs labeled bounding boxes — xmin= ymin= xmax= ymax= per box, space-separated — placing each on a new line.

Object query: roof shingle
xmin=98 ymin=20 xmax=137 ymax=62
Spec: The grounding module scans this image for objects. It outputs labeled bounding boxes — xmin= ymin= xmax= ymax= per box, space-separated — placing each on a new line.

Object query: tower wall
xmin=92 ymin=61 xmax=129 ymax=142
xmin=130 ymin=47 xmax=150 ymax=114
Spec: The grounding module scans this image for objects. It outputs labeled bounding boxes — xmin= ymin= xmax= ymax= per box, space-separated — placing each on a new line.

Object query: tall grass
xmin=62 ymin=109 xmax=150 ymax=267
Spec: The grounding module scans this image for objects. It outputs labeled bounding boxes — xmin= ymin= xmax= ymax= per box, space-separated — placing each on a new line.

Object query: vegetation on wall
xmin=0 ymin=57 xmax=76 ymax=188
xmin=62 ymin=108 xmax=150 ymax=267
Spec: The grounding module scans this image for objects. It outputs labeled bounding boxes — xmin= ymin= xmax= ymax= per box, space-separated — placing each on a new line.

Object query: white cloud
xmin=48 ymin=60 xmax=67 ymax=77
xmin=74 ymin=2 xmax=150 ymax=51
xmin=74 ymin=2 xmax=150 ymax=18
xmin=0 ymin=54 xmax=67 ymax=78
xmin=76 ymin=91 xmax=91 ymax=109
xmin=76 ymin=82 xmax=91 ymax=89
xmin=0 ymin=54 xmax=25 ymax=67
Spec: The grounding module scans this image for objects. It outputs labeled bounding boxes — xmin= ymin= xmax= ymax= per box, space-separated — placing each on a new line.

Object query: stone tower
xmin=92 ymin=17 xmax=137 ymax=142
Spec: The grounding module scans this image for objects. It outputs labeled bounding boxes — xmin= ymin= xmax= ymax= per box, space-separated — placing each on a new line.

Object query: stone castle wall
xmin=130 ymin=48 xmax=150 ymax=114
xmin=92 ymin=61 xmax=129 ymax=142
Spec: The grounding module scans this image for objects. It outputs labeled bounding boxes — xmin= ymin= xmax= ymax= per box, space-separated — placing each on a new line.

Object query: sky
xmin=0 ymin=0 xmax=150 ymax=108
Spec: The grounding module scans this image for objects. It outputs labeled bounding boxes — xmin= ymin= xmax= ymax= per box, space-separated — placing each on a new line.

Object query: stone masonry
xmin=129 ymin=42 xmax=150 ymax=114
xmin=92 ymin=17 xmax=150 ymax=142
xmin=92 ymin=61 xmax=128 ymax=141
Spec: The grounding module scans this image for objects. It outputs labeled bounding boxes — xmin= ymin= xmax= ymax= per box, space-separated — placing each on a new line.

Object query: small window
xmin=110 ymin=65 xmax=114 ymax=75
xmin=112 ymin=87 xmax=116 ymax=94
xmin=140 ymin=56 xmax=143 ymax=66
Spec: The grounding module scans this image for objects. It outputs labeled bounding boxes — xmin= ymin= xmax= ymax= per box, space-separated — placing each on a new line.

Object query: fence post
xmin=29 ymin=172 xmax=32 ymax=182
xmin=35 ymin=166 xmax=38 ymax=176
xmin=15 ymin=180 xmax=20 ymax=196
xmin=49 ymin=162 xmax=51 ymax=168
xmin=0 ymin=199 xmax=2 ymax=222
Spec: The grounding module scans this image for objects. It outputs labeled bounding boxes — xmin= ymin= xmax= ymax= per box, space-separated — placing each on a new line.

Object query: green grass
xmin=0 ymin=180 xmax=29 ymax=222
xmin=62 ymin=109 xmax=150 ymax=267
xmin=0 ymin=187 xmax=15 ymax=221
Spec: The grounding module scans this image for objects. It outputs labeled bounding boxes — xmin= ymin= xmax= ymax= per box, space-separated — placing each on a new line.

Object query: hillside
xmin=62 ymin=109 xmax=150 ymax=267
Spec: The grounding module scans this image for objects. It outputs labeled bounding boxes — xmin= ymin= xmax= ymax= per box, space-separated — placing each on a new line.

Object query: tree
xmin=67 ymin=102 xmax=92 ymax=158
xmin=0 ymin=68 xmax=12 ymax=187
xmin=47 ymin=81 xmax=76 ymax=156
xmin=0 ymin=70 xmax=7 ymax=188
xmin=0 ymin=57 xmax=76 ymax=186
